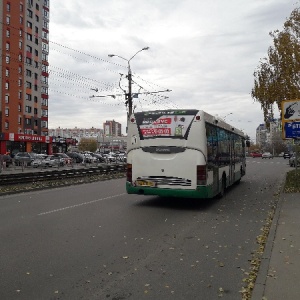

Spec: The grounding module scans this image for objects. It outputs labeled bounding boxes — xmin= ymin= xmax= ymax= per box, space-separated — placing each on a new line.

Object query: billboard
xmin=282 ymin=99 xmax=300 ymax=139
xmin=284 ymin=122 xmax=300 ymax=139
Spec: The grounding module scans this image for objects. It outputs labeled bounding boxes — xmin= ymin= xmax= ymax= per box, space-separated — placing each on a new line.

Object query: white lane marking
xmin=38 ymin=193 xmax=126 ymax=216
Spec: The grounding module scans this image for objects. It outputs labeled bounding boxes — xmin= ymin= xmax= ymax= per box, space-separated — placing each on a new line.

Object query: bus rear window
xmin=135 ymin=110 xmax=198 ymax=139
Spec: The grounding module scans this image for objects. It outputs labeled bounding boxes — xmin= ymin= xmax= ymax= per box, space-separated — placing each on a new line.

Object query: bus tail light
xmin=127 ymin=164 xmax=132 ymax=183
xmin=197 ymin=165 xmax=207 ymax=185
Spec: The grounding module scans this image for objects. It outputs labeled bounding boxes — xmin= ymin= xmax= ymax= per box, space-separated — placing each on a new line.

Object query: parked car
xmin=84 ymin=152 xmax=100 ymax=163
xmin=106 ymin=154 xmax=117 ymax=163
xmin=52 ymin=153 xmax=71 ymax=164
xmin=262 ymin=152 xmax=273 ymax=159
xmin=117 ymin=153 xmax=127 ymax=162
xmin=289 ymin=153 xmax=300 ymax=167
xmin=35 ymin=153 xmax=48 ymax=159
xmin=13 ymin=152 xmax=37 ymax=166
xmin=1 ymin=154 xmax=13 ymax=167
xmin=66 ymin=152 xmax=84 ymax=163
xmin=31 ymin=154 xmax=48 ymax=168
xmin=81 ymin=153 xmax=94 ymax=163
xmin=283 ymin=152 xmax=292 ymax=159
xmin=250 ymin=152 xmax=262 ymax=158
xmin=90 ymin=153 xmax=105 ymax=163
xmin=32 ymin=155 xmax=64 ymax=168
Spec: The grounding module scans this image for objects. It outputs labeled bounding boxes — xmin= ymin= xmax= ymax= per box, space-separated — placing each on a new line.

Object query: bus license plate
xmin=136 ymin=180 xmax=155 ymax=187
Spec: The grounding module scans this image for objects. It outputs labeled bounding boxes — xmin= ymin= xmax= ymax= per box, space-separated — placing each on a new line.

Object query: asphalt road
xmin=0 ymin=158 xmax=290 ymax=300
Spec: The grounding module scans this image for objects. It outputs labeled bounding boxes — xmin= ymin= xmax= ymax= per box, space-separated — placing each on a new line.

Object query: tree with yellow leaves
xmin=78 ymin=137 xmax=97 ymax=152
xmin=251 ymin=7 xmax=300 ymax=128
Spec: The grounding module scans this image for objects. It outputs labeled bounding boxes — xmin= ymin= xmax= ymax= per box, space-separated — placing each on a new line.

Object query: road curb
xmin=251 ymin=172 xmax=287 ymax=299
xmin=251 ymin=194 xmax=283 ymax=299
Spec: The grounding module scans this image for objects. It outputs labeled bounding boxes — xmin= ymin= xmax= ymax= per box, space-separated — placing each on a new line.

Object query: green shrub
xmin=284 ymin=169 xmax=300 ymax=193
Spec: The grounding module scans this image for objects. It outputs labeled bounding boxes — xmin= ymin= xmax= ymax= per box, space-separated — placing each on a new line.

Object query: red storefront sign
xmin=0 ymin=133 xmax=52 ymax=143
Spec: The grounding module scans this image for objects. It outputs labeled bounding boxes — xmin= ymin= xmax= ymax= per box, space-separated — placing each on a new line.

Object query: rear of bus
xmin=126 ymin=109 xmax=213 ymax=198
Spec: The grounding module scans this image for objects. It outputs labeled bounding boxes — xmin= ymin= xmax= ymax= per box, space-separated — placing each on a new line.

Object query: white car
xmin=32 ymin=155 xmax=64 ymax=167
xmin=82 ymin=153 xmax=97 ymax=163
xmin=106 ymin=154 xmax=116 ymax=162
xmin=262 ymin=152 xmax=273 ymax=159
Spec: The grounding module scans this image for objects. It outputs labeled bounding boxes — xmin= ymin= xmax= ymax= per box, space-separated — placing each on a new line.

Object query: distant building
xmin=255 ymin=119 xmax=288 ymax=154
xmin=269 ymin=118 xmax=281 ymax=144
xmin=103 ymin=120 xmax=122 ymax=137
xmin=48 ymin=127 xmax=102 ymax=153
xmin=48 ymin=127 xmax=103 ymax=139
xmin=48 ymin=126 xmax=127 ymax=153
xmin=256 ymin=119 xmax=282 ymax=145
xmin=256 ymin=124 xmax=267 ymax=147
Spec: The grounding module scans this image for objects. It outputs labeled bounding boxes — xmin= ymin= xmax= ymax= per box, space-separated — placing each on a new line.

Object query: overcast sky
xmin=48 ymin=0 xmax=298 ymax=140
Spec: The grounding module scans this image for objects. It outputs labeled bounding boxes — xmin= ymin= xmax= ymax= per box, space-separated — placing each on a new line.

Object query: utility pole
xmin=108 ymin=47 xmax=149 ymax=119
xmin=127 ymin=68 xmax=133 ymax=118
xmin=91 ymin=48 xmax=171 ymax=122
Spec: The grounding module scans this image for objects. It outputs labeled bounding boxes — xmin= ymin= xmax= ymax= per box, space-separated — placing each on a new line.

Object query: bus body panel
xmin=129 ymin=148 xmax=207 ymax=190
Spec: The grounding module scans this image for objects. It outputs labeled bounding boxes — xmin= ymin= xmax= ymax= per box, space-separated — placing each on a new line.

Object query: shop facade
xmin=0 ymin=133 xmax=53 ymax=156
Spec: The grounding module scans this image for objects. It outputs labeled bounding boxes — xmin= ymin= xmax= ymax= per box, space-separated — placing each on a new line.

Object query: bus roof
xmin=203 ymin=111 xmax=245 ymax=137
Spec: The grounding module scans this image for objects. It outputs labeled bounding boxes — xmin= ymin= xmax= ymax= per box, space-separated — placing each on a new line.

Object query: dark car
xmin=90 ymin=153 xmax=105 ymax=163
xmin=1 ymin=154 xmax=13 ymax=167
xmin=66 ymin=152 xmax=84 ymax=163
xmin=283 ymin=152 xmax=292 ymax=159
xmin=13 ymin=152 xmax=36 ymax=166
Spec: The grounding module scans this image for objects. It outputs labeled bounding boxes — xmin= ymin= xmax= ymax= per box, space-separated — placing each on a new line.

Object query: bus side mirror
xmin=246 ymin=141 xmax=250 ymax=147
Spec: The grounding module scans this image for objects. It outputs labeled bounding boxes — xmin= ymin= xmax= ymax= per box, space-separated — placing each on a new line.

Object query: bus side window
xmin=233 ymin=135 xmax=243 ymax=162
xmin=206 ymin=124 xmax=218 ymax=167
xmin=218 ymin=128 xmax=231 ymax=166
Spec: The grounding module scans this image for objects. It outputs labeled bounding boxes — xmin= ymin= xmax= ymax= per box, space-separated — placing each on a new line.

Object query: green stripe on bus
xmin=126 ymin=182 xmax=215 ymax=198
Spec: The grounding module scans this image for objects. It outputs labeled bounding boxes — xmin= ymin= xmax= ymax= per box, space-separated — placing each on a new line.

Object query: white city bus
xmin=126 ymin=109 xmax=247 ymax=199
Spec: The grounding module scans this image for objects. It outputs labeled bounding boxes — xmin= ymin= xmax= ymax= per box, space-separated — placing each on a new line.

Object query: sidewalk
xmin=252 ymin=192 xmax=300 ymax=299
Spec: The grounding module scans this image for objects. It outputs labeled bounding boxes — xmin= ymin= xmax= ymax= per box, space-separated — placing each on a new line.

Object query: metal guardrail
xmin=0 ymin=164 xmax=126 ymax=186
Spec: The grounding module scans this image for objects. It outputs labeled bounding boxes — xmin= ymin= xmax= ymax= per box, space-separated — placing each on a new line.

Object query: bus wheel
xmin=241 ymin=166 xmax=245 ymax=176
xmin=218 ymin=176 xmax=226 ymax=198
xmin=236 ymin=167 xmax=243 ymax=184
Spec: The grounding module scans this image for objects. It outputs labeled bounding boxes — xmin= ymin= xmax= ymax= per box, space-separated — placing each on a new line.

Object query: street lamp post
xmin=108 ymin=47 xmax=149 ymax=119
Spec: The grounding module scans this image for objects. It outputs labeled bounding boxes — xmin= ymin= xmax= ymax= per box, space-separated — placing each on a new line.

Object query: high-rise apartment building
xmin=0 ymin=0 xmax=52 ymax=155
xmin=256 ymin=123 xmax=267 ymax=147
xmin=103 ymin=120 xmax=122 ymax=137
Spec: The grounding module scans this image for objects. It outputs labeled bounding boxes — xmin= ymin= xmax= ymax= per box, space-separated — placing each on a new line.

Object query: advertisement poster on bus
xmin=136 ymin=110 xmax=197 ymax=139
xmin=281 ymin=99 xmax=300 ymax=139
